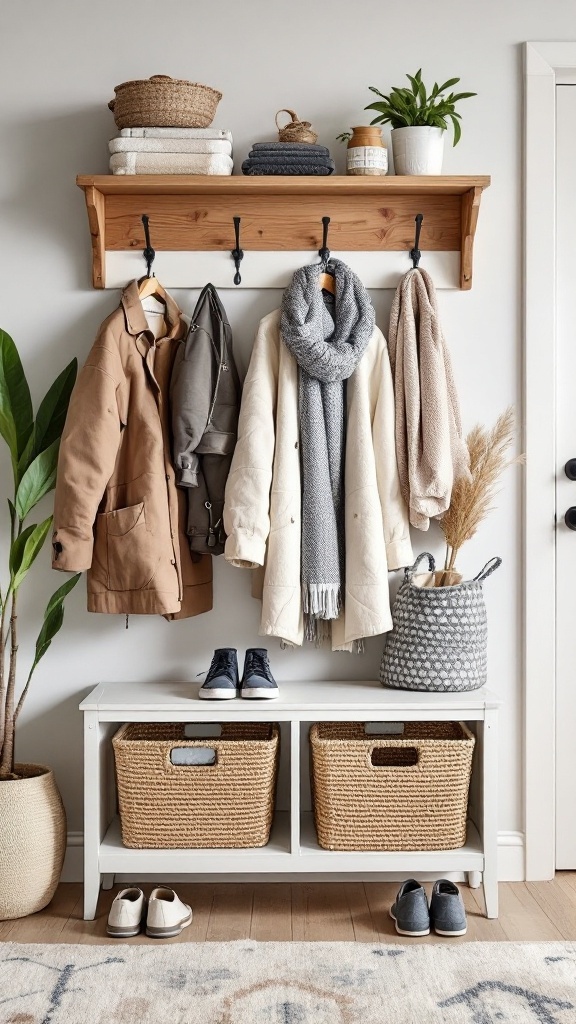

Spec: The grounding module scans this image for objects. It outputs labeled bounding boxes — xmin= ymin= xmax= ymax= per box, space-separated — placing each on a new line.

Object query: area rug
xmin=1 ymin=940 xmax=576 ymax=1023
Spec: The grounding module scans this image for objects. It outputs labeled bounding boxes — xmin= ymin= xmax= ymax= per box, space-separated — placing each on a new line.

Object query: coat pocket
xmin=96 ymin=501 xmax=160 ymax=592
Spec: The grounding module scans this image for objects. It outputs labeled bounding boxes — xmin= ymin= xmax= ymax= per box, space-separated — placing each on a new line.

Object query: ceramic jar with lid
xmin=346 ymin=126 xmax=388 ymax=175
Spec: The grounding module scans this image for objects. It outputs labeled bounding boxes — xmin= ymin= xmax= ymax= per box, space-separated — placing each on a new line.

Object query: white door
xmin=555 ymin=83 xmax=576 ymax=867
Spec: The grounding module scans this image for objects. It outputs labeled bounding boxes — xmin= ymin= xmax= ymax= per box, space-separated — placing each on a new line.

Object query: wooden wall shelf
xmin=76 ymin=174 xmax=490 ymax=290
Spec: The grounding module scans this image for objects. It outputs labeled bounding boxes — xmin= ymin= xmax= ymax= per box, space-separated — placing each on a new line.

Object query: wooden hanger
xmin=138 ymin=275 xmax=168 ymax=339
xmin=138 ymin=274 xmax=168 ymax=302
xmin=319 ymin=271 xmax=336 ymax=295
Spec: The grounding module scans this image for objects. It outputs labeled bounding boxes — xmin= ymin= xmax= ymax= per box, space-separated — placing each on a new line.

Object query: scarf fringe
xmin=304 ymin=614 xmax=333 ymax=647
xmin=302 ymin=584 xmax=341 ymax=620
xmin=302 ymin=616 xmax=366 ymax=654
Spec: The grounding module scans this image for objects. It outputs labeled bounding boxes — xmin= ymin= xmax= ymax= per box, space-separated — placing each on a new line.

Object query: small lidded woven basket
xmin=108 ymin=74 xmax=222 ymax=129
xmin=275 ymin=109 xmax=318 ymax=144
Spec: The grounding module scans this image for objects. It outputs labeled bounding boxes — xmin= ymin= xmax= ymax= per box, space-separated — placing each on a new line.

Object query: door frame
xmin=524 ymin=42 xmax=576 ymax=879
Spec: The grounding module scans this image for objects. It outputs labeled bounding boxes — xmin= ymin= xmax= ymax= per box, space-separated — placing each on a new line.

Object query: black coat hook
xmin=409 ymin=213 xmax=424 ymax=269
xmin=231 ymin=216 xmax=244 ymax=286
xmin=141 ymin=214 xmax=156 ymax=278
xmin=318 ymin=216 xmax=331 ymax=263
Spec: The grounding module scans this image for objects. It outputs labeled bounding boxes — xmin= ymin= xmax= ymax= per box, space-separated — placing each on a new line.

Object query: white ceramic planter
xmin=0 ymin=764 xmax=66 ymax=919
xmin=391 ymin=126 xmax=445 ymax=175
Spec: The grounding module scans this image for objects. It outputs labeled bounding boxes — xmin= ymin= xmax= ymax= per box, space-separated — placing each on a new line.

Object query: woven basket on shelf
xmin=108 ymin=75 xmax=222 ymax=129
xmin=275 ymin=109 xmax=318 ymax=144
xmin=310 ymin=721 xmax=475 ymax=852
xmin=113 ymin=723 xmax=279 ymax=849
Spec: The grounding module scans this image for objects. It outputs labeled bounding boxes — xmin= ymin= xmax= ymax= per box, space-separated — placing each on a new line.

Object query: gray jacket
xmin=171 ymin=284 xmax=240 ymax=555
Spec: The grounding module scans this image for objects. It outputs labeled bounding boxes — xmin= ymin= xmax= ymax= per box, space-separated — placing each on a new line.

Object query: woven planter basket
xmin=310 ymin=722 xmax=475 ymax=852
xmin=380 ymin=552 xmax=502 ymax=693
xmin=0 ymin=764 xmax=66 ymax=920
xmin=108 ymin=75 xmax=222 ymax=129
xmin=113 ymin=723 xmax=279 ymax=849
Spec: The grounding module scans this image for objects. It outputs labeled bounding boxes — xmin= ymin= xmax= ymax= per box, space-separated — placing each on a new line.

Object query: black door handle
xmin=565 ymin=507 xmax=576 ymax=530
xmin=565 ymin=459 xmax=576 ymax=480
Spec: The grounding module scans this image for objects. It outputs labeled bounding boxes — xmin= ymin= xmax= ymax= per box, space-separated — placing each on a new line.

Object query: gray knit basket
xmin=380 ymin=552 xmax=502 ymax=693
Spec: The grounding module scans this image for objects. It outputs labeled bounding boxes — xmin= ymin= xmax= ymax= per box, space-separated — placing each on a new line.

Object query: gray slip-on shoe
xmin=430 ymin=879 xmax=467 ymax=936
xmin=389 ymin=879 xmax=430 ymax=937
xmin=199 ymin=648 xmax=239 ymax=700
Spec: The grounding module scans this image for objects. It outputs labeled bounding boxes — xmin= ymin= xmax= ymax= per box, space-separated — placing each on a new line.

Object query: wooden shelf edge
xmin=76 ymin=174 xmax=490 ymax=290
xmin=76 ymin=173 xmax=491 ymax=197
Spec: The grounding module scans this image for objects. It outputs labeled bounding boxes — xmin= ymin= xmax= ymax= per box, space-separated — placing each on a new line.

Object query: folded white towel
xmin=109 ymin=137 xmax=232 ymax=156
xmin=119 ymin=126 xmax=233 ymax=142
xmin=109 ymin=151 xmax=233 ymax=175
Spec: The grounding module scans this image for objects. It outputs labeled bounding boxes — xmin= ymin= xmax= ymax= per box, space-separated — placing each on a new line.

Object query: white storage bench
xmin=80 ymin=679 xmax=501 ymax=921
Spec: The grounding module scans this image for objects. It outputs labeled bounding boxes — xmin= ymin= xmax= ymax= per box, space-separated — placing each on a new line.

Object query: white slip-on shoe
xmin=107 ymin=887 xmax=146 ymax=937
xmin=146 ymin=886 xmax=193 ymax=938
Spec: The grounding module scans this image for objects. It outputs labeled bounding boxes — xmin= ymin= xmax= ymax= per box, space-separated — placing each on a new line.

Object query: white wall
xmin=2 ymin=0 xmax=573 ymax=870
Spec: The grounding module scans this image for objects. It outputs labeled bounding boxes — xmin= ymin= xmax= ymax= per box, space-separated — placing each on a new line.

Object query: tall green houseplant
xmin=0 ymin=329 xmax=80 ymax=780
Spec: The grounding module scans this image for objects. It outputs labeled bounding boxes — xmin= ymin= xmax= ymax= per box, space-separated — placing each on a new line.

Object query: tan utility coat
xmin=52 ymin=281 xmax=212 ymax=618
xmin=223 ymin=310 xmax=413 ymax=650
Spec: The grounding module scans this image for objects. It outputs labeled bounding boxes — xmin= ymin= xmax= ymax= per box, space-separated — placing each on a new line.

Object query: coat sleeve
xmin=52 ymin=338 xmax=125 ymax=572
xmin=373 ymin=337 xmax=413 ymax=571
xmin=223 ymin=316 xmax=279 ymax=569
xmin=170 ymin=327 xmax=213 ymax=487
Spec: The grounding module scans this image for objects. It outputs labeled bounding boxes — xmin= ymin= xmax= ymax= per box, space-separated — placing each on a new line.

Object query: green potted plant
xmin=0 ymin=329 xmax=80 ymax=920
xmin=365 ymin=68 xmax=476 ymax=174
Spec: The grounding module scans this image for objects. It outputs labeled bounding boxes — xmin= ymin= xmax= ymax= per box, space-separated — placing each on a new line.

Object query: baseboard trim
xmin=61 ymin=830 xmax=527 ymax=884
xmin=61 ymin=832 xmax=83 ymax=883
xmin=497 ymin=831 xmax=526 ymax=882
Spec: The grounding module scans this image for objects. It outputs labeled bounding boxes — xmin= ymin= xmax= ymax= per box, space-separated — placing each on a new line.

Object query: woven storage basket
xmin=113 ymin=723 xmax=279 ymax=848
xmin=310 ymin=721 xmax=475 ymax=851
xmin=108 ymin=75 xmax=222 ymax=129
xmin=380 ymin=552 xmax=502 ymax=693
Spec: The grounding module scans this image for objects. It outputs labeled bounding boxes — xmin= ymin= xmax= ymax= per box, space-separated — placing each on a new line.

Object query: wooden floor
xmin=2 ymin=876 xmax=576 ymax=944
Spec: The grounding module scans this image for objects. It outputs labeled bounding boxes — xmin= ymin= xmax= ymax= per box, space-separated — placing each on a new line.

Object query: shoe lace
xmin=206 ymin=651 xmax=236 ymax=682
xmin=245 ymin=650 xmax=268 ymax=676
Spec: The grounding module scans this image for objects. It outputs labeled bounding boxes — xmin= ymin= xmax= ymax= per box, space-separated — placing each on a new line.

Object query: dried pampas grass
xmin=438 ymin=407 xmax=523 ymax=576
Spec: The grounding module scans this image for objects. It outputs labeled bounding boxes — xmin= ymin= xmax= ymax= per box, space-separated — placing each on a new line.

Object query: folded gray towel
xmin=251 ymin=142 xmax=330 ymax=156
xmin=246 ymin=153 xmax=332 ymax=164
xmin=242 ymin=163 xmax=335 ymax=175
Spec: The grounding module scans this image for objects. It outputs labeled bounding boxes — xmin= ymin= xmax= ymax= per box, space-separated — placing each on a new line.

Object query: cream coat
xmin=223 ymin=310 xmax=413 ymax=650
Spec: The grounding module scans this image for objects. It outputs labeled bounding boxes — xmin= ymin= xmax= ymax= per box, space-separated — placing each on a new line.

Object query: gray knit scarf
xmin=280 ymin=259 xmax=375 ymax=640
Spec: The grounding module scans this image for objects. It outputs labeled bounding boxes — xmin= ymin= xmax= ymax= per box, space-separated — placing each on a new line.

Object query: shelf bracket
xmin=84 ymin=185 xmax=106 ymax=288
xmin=460 ymin=186 xmax=483 ymax=290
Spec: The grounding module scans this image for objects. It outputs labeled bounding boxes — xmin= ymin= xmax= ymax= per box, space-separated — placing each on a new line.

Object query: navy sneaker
xmin=430 ymin=879 xmax=467 ymax=936
xmin=240 ymin=648 xmax=279 ymax=700
xmin=390 ymin=879 xmax=430 ymax=936
xmin=198 ymin=648 xmax=239 ymax=700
